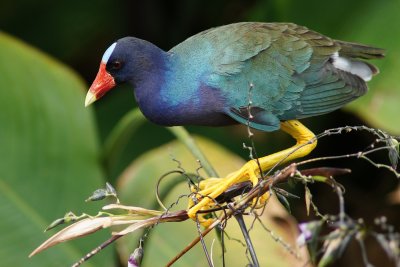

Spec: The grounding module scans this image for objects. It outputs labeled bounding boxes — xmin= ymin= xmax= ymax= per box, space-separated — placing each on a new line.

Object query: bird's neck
xmin=130 ymin=48 xmax=233 ymax=127
xmin=127 ymin=41 xmax=169 ymax=87
xmin=128 ymin=45 xmax=175 ymax=124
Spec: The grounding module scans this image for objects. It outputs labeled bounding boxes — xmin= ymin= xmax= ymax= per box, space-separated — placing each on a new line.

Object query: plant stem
xmin=167 ymin=126 xmax=218 ymax=177
xmin=102 ymin=108 xmax=146 ymax=173
xmin=234 ymin=213 xmax=260 ymax=267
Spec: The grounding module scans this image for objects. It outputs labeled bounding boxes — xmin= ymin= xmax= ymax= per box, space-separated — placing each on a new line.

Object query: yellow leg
xmin=188 ymin=120 xmax=317 ymax=223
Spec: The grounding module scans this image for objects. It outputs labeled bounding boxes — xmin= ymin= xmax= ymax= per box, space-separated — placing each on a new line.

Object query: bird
xmin=85 ymin=22 xmax=384 ymax=225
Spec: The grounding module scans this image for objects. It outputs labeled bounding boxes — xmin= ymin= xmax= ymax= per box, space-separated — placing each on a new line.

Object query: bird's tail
xmin=335 ymin=40 xmax=385 ymax=60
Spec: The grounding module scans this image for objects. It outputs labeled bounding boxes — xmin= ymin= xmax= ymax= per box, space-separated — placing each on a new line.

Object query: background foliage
xmin=1 ymin=0 xmax=399 ymax=266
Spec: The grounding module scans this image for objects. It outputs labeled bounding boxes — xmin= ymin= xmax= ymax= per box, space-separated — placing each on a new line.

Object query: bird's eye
xmin=110 ymin=60 xmax=122 ymax=70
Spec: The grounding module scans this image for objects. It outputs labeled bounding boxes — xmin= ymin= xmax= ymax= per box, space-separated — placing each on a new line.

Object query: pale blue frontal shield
xmin=101 ymin=42 xmax=117 ymax=64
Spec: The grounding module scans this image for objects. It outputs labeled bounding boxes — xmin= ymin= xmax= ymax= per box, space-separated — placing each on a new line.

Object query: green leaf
xmin=343 ymin=1 xmax=400 ymax=134
xmin=276 ymin=190 xmax=292 ymax=214
xmin=116 ymin=137 xmax=309 ymax=266
xmin=102 ymin=108 xmax=147 ymax=174
xmin=0 ymin=32 xmax=113 ymax=266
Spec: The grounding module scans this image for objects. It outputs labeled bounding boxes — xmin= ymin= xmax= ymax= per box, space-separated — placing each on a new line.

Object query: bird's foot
xmin=187 ymin=120 xmax=317 ymax=227
xmin=187 ymin=160 xmax=269 ymax=227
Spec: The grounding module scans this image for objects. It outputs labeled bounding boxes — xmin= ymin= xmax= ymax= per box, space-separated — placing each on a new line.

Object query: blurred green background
xmin=1 ymin=0 xmax=399 ymax=266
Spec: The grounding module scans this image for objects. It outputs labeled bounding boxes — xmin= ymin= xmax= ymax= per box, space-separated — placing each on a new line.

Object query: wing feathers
xmin=295 ymin=65 xmax=368 ymax=117
xmin=176 ymin=22 xmax=383 ymax=129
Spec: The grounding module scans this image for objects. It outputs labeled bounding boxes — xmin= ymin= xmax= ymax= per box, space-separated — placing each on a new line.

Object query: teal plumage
xmin=167 ymin=22 xmax=383 ymax=131
xmin=86 ymin=22 xmax=384 ymax=131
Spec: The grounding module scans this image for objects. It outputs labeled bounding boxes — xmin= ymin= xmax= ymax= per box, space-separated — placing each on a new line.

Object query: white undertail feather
xmin=331 ymin=52 xmax=373 ymax=82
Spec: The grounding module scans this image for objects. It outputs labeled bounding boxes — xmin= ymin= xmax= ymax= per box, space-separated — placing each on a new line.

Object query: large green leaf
xmin=0 ymin=33 xmax=113 ymax=266
xmin=116 ymin=137 xmax=309 ymax=266
xmin=342 ymin=1 xmax=400 ymax=134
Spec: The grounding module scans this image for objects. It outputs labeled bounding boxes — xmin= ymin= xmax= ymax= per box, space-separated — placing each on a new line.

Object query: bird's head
xmin=85 ymin=37 xmax=162 ymax=107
